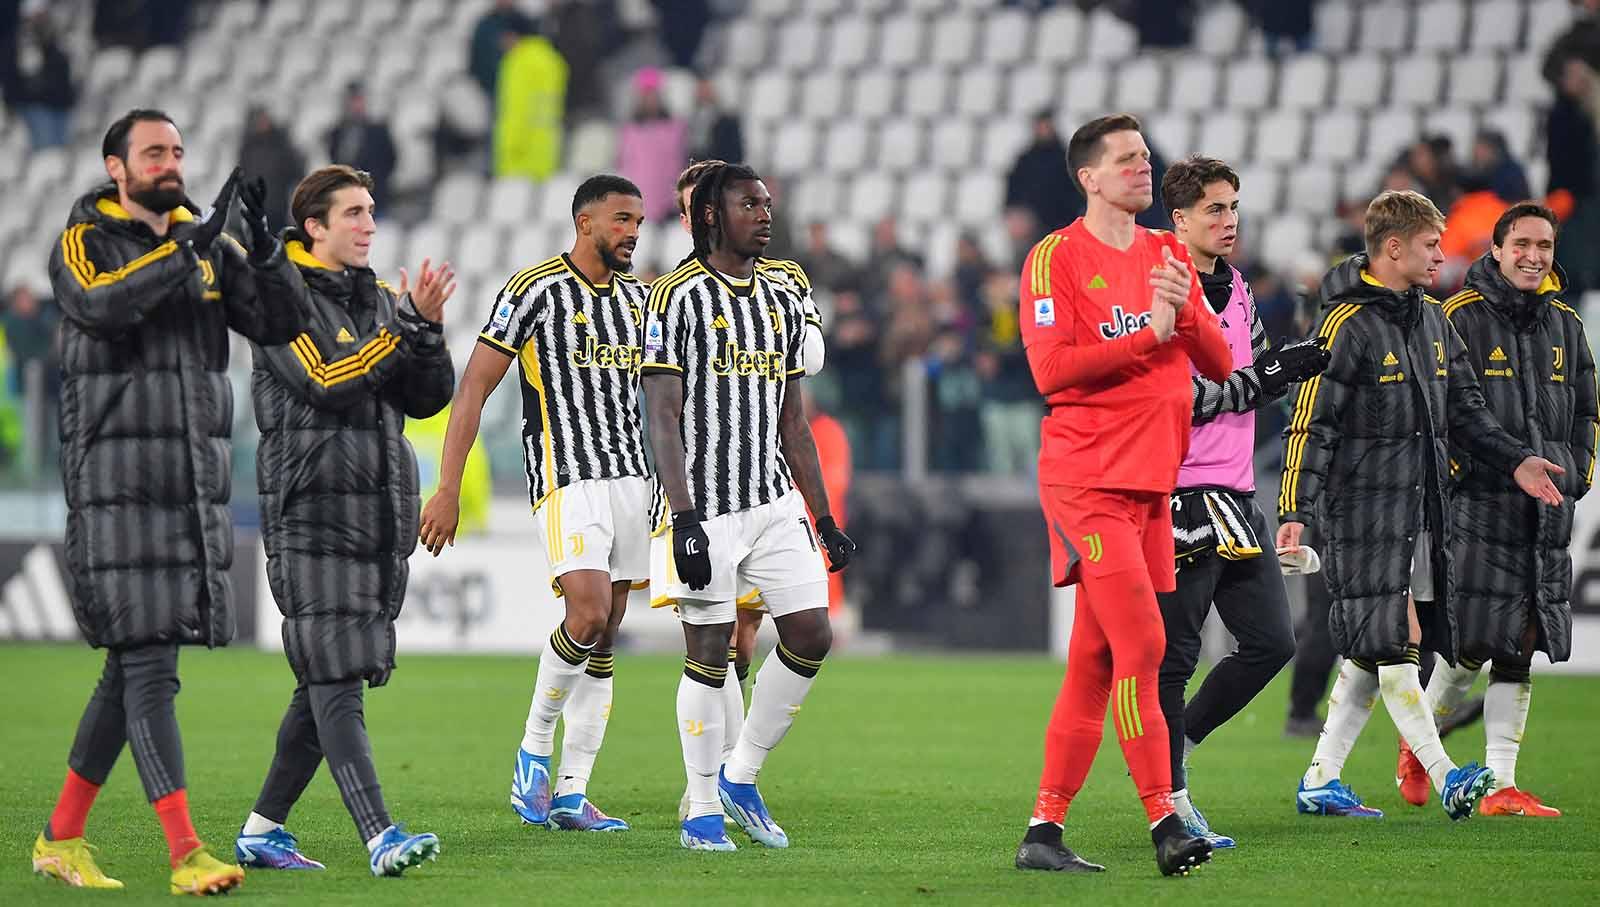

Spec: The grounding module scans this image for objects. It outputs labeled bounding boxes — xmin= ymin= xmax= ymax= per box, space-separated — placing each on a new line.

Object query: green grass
xmin=2 ymin=645 xmax=1596 ymax=904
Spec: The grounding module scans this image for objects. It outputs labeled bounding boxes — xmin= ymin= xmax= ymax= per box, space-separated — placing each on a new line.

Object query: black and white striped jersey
xmin=642 ymin=256 xmax=807 ymax=521
xmin=479 ymin=253 xmax=650 ymax=507
xmin=756 ymin=257 xmax=823 ymax=330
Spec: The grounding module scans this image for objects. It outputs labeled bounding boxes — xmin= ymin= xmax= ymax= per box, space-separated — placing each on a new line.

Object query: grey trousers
xmin=67 ymin=644 xmax=185 ymax=802
xmin=251 ymin=678 xmax=392 ymax=842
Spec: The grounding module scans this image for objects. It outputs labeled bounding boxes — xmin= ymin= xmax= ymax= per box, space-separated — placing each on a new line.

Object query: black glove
xmin=1255 ymin=335 xmax=1331 ymax=396
xmin=187 ymin=166 xmax=240 ymax=255
xmin=814 ymin=515 xmax=856 ymax=573
xmin=671 ymin=509 xmax=712 ymax=591
xmin=237 ymin=174 xmax=275 ymax=262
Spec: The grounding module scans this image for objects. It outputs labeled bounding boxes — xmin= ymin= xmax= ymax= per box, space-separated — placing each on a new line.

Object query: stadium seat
xmin=456 ymin=224 xmax=507 ymax=283
xmin=789 ymin=174 xmax=840 ymax=226
xmin=1481 ymin=106 xmax=1537 ymax=162
xmin=260 ymin=0 xmax=308 ymax=35
xmin=84 ymin=47 xmax=134 ymax=96
xmin=1308 ymin=109 xmax=1363 ymax=164
xmin=931 ymin=14 xmax=979 ymax=66
xmin=851 ymin=70 xmax=899 ymax=120
xmin=1286 ymin=166 xmax=1339 ymax=216
xmin=1234 ymin=164 xmax=1283 ymax=216
xmin=1366 ymin=109 xmax=1421 ymax=163
xmin=1223 ymin=57 xmax=1275 ymax=111
xmin=1333 ymin=54 xmax=1388 ymax=109
xmin=1033 ymin=6 xmax=1086 ymax=65
xmin=367 ymin=222 xmax=406 ymax=277
xmin=899 ymin=172 xmax=950 ymax=225
xmin=772 ymin=118 xmax=821 ymax=175
xmin=1413 ymin=0 xmax=1467 ymax=52
xmin=433 ymin=173 xmax=487 ymax=227
xmin=208 ymin=0 xmax=260 ymax=35
xmin=536 ymin=172 xmax=585 ymax=226
xmin=825 ymin=120 xmax=873 ymax=174
xmin=1278 ymin=55 xmax=1331 ymax=110
xmin=1467 ymin=0 xmax=1523 ymax=51
xmin=777 ymin=17 xmax=824 ymax=71
xmin=747 ymin=72 xmax=793 ymax=126
xmin=1195 ymin=110 xmax=1251 ymax=163
xmin=827 ymin=15 xmax=877 ymax=69
xmin=848 ymin=172 xmax=897 ymax=222
xmin=1084 ymin=8 xmax=1138 ymax=62
xmin=567 ymin=121 xmax=618 ymax=173
xmin=1504 ymin=54 xmax=1551 ymax=105
xmin=801 ymin=70 xmax=848 ymax=121
xmin=1003 ymin=63 xmax=1054 ymax=117
xmin=307 ymin=1 xmax=354 ymax=33
xmin=1060 ymin=62 xmax=1111 ymax=118
xmin=1447 ymin=54 xmax=1502 ymax=105
xmin=928 ymin=118 xmax=978 ymax=171
xmin=1112 ymin=58 xmax=1165 ymax=112
xmin=1342 ymin=156 xmax=1390 ymax=202
xmin=1194 ymin=1 xmax=1248 ymax=57
xmin=879 ymin=17 xmax=927 ymax=69
xmin=1168 ymin=57 xmax=1220 ymax=113
xmin=953 ymin=172 xmax=1003 ymax=226
xmin=979 ymin=117 xmax=1030 ymax=172
xmin=1260 ymin=213 xmax=1315 ymax=272
xmin=352 ymin=0 xmax=403 ymax=32
xmin=1140 ymin=113 xmax=1193 ymax=162
xmin=487 ymin=178 xmax=541 ymax=227
xmin=25 ymin=148 xmax=68 ymax=191
xmin=750 ymin=0 xmax=797 ymax=19
xmin=904 ymin=66 xmax=952 ymax=119
xmin=981 ymin=8 xmax=1033 ymax=65
xmin=1356 ymin=3 xmax=1412 ymax=54
xmin=1390 ymin=55 xmax=1444 ymax=107
xmin=878 ymin=120 xmax=926 ymax=174
xmin=1526 ymin=0 xmax=1576 ymax=57
xmin=1313 ymin=0 xmax=1358 ymax=53
xmin=1255 ymin=110 xmax=1307 ymax=165
xmin=405 ymin=223 xmax=457 ymax=272
xmin=722 ymin=17 xmax=770 ymax=72
xmin=1423 ymin=108 xmax=1477 ymax=161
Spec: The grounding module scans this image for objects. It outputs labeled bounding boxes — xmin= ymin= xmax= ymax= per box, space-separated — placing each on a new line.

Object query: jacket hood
xmin=66 ymin=182 xmax=200 ymax=230
xmin=1311 ymin=253 xmax=1427 ymax=317
xmin=284 ymin=237 xmax=379 ymax=304
xmin=1463 ymin=251 xmax=1569 ymax=317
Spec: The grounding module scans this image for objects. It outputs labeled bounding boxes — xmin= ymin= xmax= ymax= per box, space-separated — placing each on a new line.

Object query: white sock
xmin=1171 ymin=788 xmax=1193 ymax=820
xmin=1303 ymin=659 xmax=1379 ymax=788
xmin=724 ymin=646 xmax=821 ymax=784
xmin=1027 ymin=816 xmax=1059 ymax=828
xmin=678 ymin=668 xmax=726 ymax=820
xmin=1379 ymin=661 xmax=1455 ymax=792
xmin=242 ymin=812 xmax=280 ymax=836
xmin=520 ymin=626 xmax=593 ymax=756
xmin=366 ymin=828 xmax=390 ymax=852
xmin=555 ymin=666 xmax=613 ymax=798
xmin=721 ymin=662 xmax=747 ymax=763
xmin=1424 ymin=660 xmax=1479 ymax=723
xmin=1484 ymin=677 xmax=1531 ymax=793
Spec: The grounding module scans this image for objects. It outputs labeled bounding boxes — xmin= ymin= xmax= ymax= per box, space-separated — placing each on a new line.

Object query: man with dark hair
xmin=669 ymin=159 xmax=828 ymax=824
xmin=32 ymin=109 xmax=301 ymax=894
xmin=1015 ymin=114 xmax=1230 ymax=877
xmin=643 ymin=161 xmax=854 ymax=853
xmin=1280 ymin=190 xmax=1565 ymax=821
xmin=1154 ymin=156 xmax=1329 ymax=849
xmin=233 ymin=164 xmax=455 ymax=876
xmin=1005 ymin=110 xmax=1082 ymax=239
xmin=326 ymin=84 xmax=397 ymax=212
xmin=1409 ymin=203 xmax=1594 ymax=819
xmin=419 ymin=174 xmax=649 ymax=833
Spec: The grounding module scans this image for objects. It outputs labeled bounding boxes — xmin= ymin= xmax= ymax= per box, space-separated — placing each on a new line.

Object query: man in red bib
xmin=1014 ymin=113 xmax=1231 ymax=878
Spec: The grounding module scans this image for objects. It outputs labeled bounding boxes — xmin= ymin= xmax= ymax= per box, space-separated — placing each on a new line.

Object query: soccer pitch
xmin=2 ymin=645 xmax=1595 ymax=904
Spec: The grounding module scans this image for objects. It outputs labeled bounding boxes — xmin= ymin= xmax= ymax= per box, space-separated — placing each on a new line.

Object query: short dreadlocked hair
xmin=688 ymin=161 xmax=762 ymax=258
xmin=675 ymin=159 xmax=727 ymax=218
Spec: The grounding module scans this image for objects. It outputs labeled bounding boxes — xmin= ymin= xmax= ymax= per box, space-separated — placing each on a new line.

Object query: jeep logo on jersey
xmin=570 ymin=336 xmax=643 ymax=373
xmin=1098 ymin=305 xmax=1153 ymax=340
xmin=711 ymin=340 xmax=786 ymax=381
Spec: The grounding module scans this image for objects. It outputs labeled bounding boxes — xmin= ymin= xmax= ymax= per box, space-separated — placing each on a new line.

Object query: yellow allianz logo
xmin=1490 ymin=346 xmax=1508 ymax=362
xmin=335 ymin=327 xmax=355 ymax=344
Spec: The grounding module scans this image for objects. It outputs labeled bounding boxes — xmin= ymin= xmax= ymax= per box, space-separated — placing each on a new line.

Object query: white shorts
xmin=1409 ymin=531 xmax=1434 ymax=602
xmin=533 ymin=476 xmax=652 ymax=590
xmin=650 ymin=489 xmax=828 ymax=625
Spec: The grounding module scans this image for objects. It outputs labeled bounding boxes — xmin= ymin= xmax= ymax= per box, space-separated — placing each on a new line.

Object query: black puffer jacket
xmin=1278 ymin=254 xmax=1532 ymax=662
xmin=49 ymin=185 xmax=301 ymax=648
xmin=1443 ymin=255 xmax=1595 ymax=663
xmin=252 ymin=239 xmax=454 ymax=685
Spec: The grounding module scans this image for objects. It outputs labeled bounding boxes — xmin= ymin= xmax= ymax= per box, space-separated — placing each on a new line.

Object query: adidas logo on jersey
xmin=1383 ymin=352 xmax=1399 ymax=366
xmin=711 ymin=314 xmax=731 ymax=330
xmin=1087 ymin=274 xmax=1109 ymax=289
xmin=1490 ymin=346 xmax=1508 ymax=361
xmin=573 ymin=311 xmax=589 ymax=325
xmin=335 ymin=327 xmax=355 ymax=344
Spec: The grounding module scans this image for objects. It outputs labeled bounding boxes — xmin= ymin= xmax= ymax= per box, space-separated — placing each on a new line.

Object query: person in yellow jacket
xmin=494 ymin=35 xmax=568 ymax=181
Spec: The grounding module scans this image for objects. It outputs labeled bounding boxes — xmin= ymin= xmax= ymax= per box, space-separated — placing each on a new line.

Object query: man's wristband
xmin=671 ymin=508 xmax=703 ymax=529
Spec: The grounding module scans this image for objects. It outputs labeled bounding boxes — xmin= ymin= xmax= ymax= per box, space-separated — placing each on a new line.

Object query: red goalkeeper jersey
xmin=1020 ymin=218 xmax=1232 ymax=493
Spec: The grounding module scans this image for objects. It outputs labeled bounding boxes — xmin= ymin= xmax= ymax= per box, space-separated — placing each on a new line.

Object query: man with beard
xmin=31 ymin=109 xmax=302 ymax=894
xmin=419 ymin=175 xmax=650 ymax=833
xmin=232 ymin=165 xmax=456 ymax=877
xmin=1402 ymin=204 xmax=1595 ymax=818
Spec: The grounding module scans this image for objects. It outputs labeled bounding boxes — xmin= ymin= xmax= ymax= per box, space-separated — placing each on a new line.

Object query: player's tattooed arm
xmin=778 ymin=386 xmax=831 ymax=522
xmin=644 ymin=373 xmax=696 ymax=514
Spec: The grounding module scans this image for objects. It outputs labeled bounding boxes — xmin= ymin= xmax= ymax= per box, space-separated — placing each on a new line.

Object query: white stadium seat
xmin=1356 ymin=4 xmax=1411 ymax=54
xmin=828 ymin=16 xmax=877 ymax=69
xmin=1194 ymin=1 xmax=1248 ymax=57
xmin=777 ymin=17 xmax=824 ymax=71
xmin=1139 ymin=113 xmax=1193 ymax=161
xmin=1333 ymin=54 xmax=1388 ymax=109
xmin=1390 ymin=55 xmax=1444 ymax=107
xmin=1033 ymin=6 xmax=1086 ymax=65
xmin=848 ymin=172 xmax=897 ymax=222
xmin=1278 ymin=55 xmax=1331 ymax=110
xmin=1255 ymin=110 xmax=1307 ymax=165
xmin=824 ymin=120 xmax=873 ymax=174
xmin=801 ymin=71 xmax=847 ymax=121
xmin=879 ymin=17 xmax=927 ymax=69
xmin=1084 ymin=8 xmax=1138 ymax=62
xmin=1004 ymin=64 xmax=1055 ymax=117
xmin=878 ymin=120 xmax=926 ymax=174
xmin=1168 ymin=57 xmax=1219 ymax=113
xmin=487 ymin=178 xmax=540 ymax=227
xmin=1060 ymin=62 xmax=1111 ymax=118
xmin=928 ymin=118 xmax=978 ymax=171
xmin=953 ymin=172 xmax=1003 ymax=226
xmin=1223 ymin=57 xmax=1275 ymax=111
xmin=981 ymin=9 xmax=1033 ymax=65
xmin=1447 ymin=55 xmax=1502 ymax=105
xmin=772 ymin=119 xmax=821 ymax=175
xmin=899 ymin=172 xmax=950 ymax=224
xmin=903 ymin=66 xmax=953 ymax=119
xmin=1112 ymin=58 xmax=1165 ymax=112
xmin=1413 ymin=0 xmax=1467 ymax=52
xmin=1366 ymin=109 xmax=1422 ymax=163
xmin=851 ymin=70 xmax=899 ymax=120
xmin=931 ymin=15 xmax=980 ymax=66
xmin=1195 ymin=110 xmax=1251 ymax=164
xmin=1308 ymin=109 xmax=1364 ymax=164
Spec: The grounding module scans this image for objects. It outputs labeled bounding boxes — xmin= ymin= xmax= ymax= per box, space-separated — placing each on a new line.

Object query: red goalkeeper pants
xmin=1034 ymin=486 xmax=1175 ymax=826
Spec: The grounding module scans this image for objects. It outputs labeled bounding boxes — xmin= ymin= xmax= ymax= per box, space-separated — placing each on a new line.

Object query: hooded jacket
xmin=49 ymin=184 xmax=301 ymax=648
xmin=252 ymin=238 xmax=454 ymax=685
xmin=1442 ymin=254 xmax=1595 ymax=663
xmin=1278 ymin=254 xmax=1532 ymax=662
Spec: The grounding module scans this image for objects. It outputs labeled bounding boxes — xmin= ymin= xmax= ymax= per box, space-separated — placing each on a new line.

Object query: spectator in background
xmin=859 ymin=216 xmax=925 ymax=306
xmin=825 ymin=289 xmax=887 ymax=468
xmin=2 ymin=283 xmax=57 ymax=398
xmin=951 ymin=233 xmax=992 ymax=326
xmin=547 ymin=0 xmax=614 ymax=119
xmin=651 ymin=0 xmax=710 ymax=69
xmin=616 ymin=68 xmax=686 ymax=224
xmin=1405 ymin=136 xmax=1461 ymax=213
xmin=796 ymin=222 xmax=860 ymax=295
xmin=926 ymin=280 xmax=983 ymax=472
xmin=238 ymin=107 xmax=305 ymax=234
xmin=494 ymin=32 xmax=568 ymax=181
xmin=1545 ymin=55 xmax=1600 ymax=294
xmin=975 ymin=271 xmax=1038 ymax=475
xmin=92 ymin=0 xmax=190 ymax=49
xmin=1468 ymin=130 xmax=1532 ymax=203
xmin=686 ymin=77 xmax=744 ymax=166
xmin=1248 ymin=0 xmax=1315 ymax=56
xmin=327 ymin=83 xmax=397 ymax=213
xmin=1127 ymin=0 xmax=1197 ymax=49
xmin=470 ymin=0 xmax=539 ymax=100
xmin=3 ymin=11 xmax=75 ymax=149
xmin=1006 ymin=111 xmax=1081 ymax=241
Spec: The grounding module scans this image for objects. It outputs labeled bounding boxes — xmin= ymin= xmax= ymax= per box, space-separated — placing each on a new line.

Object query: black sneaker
xmin=1015 ymin=823 xmax=1105 ymax=873
xmin=1152 ymin=814 xmax=1211 ymax=877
